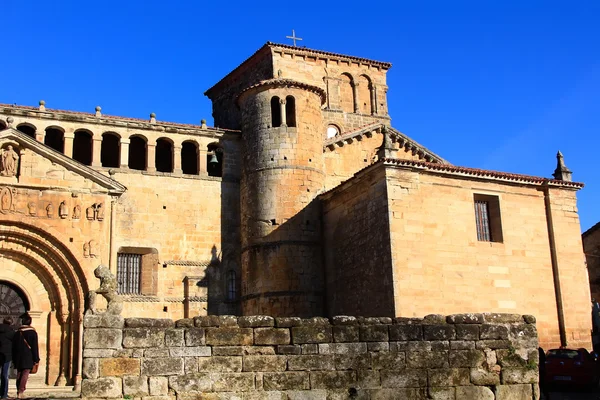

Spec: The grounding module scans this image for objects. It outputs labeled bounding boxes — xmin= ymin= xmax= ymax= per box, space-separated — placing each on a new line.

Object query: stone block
xmin=198 ymin=356 xmax=242 ymax=372
xmin=408 ymin=341 xmax=450 ymax=352
xmin=99 ymin=358 xmax=140 ymax=377
xmin=501 ymin=367 xmax=538 ymax=384
xmin=169 ymin=346 xmax=211 ymax=357
xmin=145 ymin=348 xmax=170 ymax=358
xmin=275 ymin=317 xmax=302 ymax=327
xmin=370 ymin=388 xmax=427 ymax=400
xmin=286 ymin=390 xmax=327 ymax=400
xmin=125 ymin=318 xmax=174 ymax=328
xmin=455 ymin=325 xmax=479 ymax=340
xmin=243 ymin=355 xmax=287 ymax=371
xmin=428 ymin=387 xmax=456 ymax=400
xmin=212 ymin=372 xmax=255 ymax=392
xmin=523 ymin=315 xmax=536 ymax=324
xmin=123 ymin=375 xmax=149 ymax=397
xmin=359 ymin=325 xmax=389 ymax=342
xmin=184 ymin=356 xmax=198 ymax=373
xmin=83 ymin=349 xmax=115 ymax=358
xmin=84 ymin=328 xmax=122 ymax=349
xmin=123 ymin=328 xmax=165 ymax=348
xmin=476 ymin=340 xmax=511 ymax=350
xmin=114 ymin=349 xmax=133 ymax=358
xmin=470 ymin=368 xmax=500 ymax=385
xmin=291 ymin=326 xmax=332 ymax=344
xmin=217 ymin=315 xmax=239 ymax=327
xmin=185 ymin=328 xmax=206 ymax=346
xmin=424 ymin=325 xmax=456 ymax=340
xmin=194 ymin=315 xmax=220 ymax=327
xmin=455 ymin=386 xmax=494 ymax=400
xmin=206 ymin=327 xmax=254 ymax=345
xmin=390 ymin=342 xmax=408 ymax=352
xmin=427 ymin=368 xmax=469 ymax=386
xmin=423 ymin=314 xmax=446 ymax=324
xmin=497 ymin=349 xmax=528 ymax=367
xmin=168 ymin=372 xmax=211 ymax=393
xmin=449 ymin=350 xmax=485 ymax=367
xmin=371 ymin=352 xmax=405 ymax=370
xmin=380 ymin=369 xmax=427 ymax=387
xmin=480 ymin=324 xmax=509 ymax=340
xmin=450 ymin=341 xmax=475 ymax=350
xmin=495 ymin=384 xmax=533 ymax=400
xmin=407 ymin=351 xmax=449 ymax=368
xmin=300 ymin=317 xmax=330 ymax=326
xmin=277 ymin=345 xmax=301 ymax=355
xmin=243 ymin=346 xmax=275 ymax=355
xmin=82 ymin=358 xmax=99 ymax=379
xmin=446 ymin=313 xmax=484 ymax=324
xmin=367 ymin=342 xmax=389 ymax=352
xmin=333 ymin=326 xmax=360 ymax=342
xmin=331 ymin=316 xmax=358 ymax=325
xmin=238 ymin=315 xmax=275 ymax=327
xmin=165 ymin=328 xmax=184 ymax=347
xmin=302 ymin=344 xmax=319 ymax=354
xmin=509 ymin=324 xmax=538 ymax=348
xmin=149 ymin=376 xmax=168 ymax=396
xmin=175 ymin=318 xmax=194 ymax=328
xmin=84 ymin=314 xmax=124 ymax=328
xmin=357 ymin=369 xmax=381 ymax=388
xmin=482 ymin=313 xmax=522 ymax=324
xmin=287 ymin=355 xmax=335 ymax=371
xmin=81 ymin=377 xmax=122 ymax=398
xmin=309 ymin=371 xmax=356 ymax=389
xmin=389 ymin=324 xmax=422 ymax=341
xmin=254 ymin=328 xmax=290 ymax=345
xmin=263 ymin=372 xmax=309 ymax=390
xmin=213 ymin=346 xmax=245 ymax=356
xmin=142 ymin=357 xmax=183 ymax=376
xmin=318 ymin=343 xmax=367 ymax=355
xmin=334 ymin=353 xmax=372 ymax=370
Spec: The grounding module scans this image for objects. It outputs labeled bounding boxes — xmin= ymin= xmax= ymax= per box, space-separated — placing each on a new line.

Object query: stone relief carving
xmin=86 ymin=205 xmax=95 ymax=220
xmin=0 ymin=145 xmax=19 ymax=177
xmin=0 ymin=187 xmax=12 ymax=214
xmin=95 ymin=203 xmax=105 ymax=221
xmin=86 ymin=265 xmax=123 ymax=315
xmin=27 ymin=202 xmax=37 ymax=216
xmin=59 ymin=201 xmax=68 ymax=219
xmin=83 ymin=240 xmax=98 ymax=258
xmin=46 ymin=203 xmax=54 ymax=218
xmin=73 ymin=205 xmax=81 ymax=219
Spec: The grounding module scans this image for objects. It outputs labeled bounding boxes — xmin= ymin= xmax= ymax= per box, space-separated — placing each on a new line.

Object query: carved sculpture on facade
xmin=27 ymin=202 xmax=37 ymax=216
xmin=83 ymin=240 xmax=98 ymax=258
xmin=95 ymin=203 xmax=105 ymax=221
xmin=83 ymin=241 xmax=89 ymax=258
xmin=59 ymin=201 xmax=68 ymax=219
xmin=86 ymin=204 xmax=96 ymax=220
xmin=0 ymin=145 xmax=19 ymax=177
xmin=73 ymin=205 xmax=81 ymax=219
xmin=0 ymin=187 xmax=12 ymax=214
xmin=46 ymin=203 xmax=54 ymax=218
xmin=86 ymin=265 xmax=123 ymax=315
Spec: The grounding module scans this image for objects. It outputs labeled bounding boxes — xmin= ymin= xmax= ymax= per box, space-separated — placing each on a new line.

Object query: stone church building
xmin=0 ymin=42 xmax=591 ymax=387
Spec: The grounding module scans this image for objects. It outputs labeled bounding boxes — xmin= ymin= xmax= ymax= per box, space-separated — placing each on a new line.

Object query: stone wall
xmin=81 ymin=313 xmax=539 ymax=399
xmin=584 ymin=222 xmax=600 ymax=303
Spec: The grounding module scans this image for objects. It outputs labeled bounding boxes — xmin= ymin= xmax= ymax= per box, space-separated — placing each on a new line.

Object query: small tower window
xmin=207 ymin=143 xmax=223 ymax=177
xmin=226 ymin=270 xmax=237 ymax=302
xmin=271 ymin=96 xmax=281 ymax=127
xmin=101 ymin=132 xmax=120 ymax=168
xmin=17 ymin=124 xmax=36 ymax=138
xmin=45 ymin=127 xmax=65 ymax=153
xmin=156 ymin=138 xmax=173 ymax=173
xmin=181 ymin=141 xmax=199 ymax=175
xmin=129 ymin=135 xmax=147 ymax=170
xmin=285 ymin=96 xmax=296 ymax=127
xmin=326 ymin=125 xmax=340 ymax=139
xmin=73 ymin=130 xmax=93 ymax=165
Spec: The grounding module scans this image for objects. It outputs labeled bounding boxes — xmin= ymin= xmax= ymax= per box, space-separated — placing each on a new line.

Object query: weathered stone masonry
xmin=81 ymin=313 xmax=539 ymax=399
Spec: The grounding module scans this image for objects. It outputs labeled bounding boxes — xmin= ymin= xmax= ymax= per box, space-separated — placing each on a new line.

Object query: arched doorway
xmin=0 ymin=281 xmax=28 ymax=323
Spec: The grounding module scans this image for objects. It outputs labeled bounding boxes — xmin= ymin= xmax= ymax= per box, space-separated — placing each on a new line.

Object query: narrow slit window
xmin=226 ymin=270 xmax=237 ymax=301
xmin=285 ymin=96 xmax=296 ymax=127
xmin=271 ymin=96 xmax=281 ymax=127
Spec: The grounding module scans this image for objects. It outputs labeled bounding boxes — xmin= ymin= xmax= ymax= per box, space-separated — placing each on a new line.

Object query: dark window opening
xmin=271 ymin=96 xmax=281 ymax=127
xmin=17 ymin=124 xmax=36 ymax=138
xmin=45 ymin=128 xmax=64 ymax=153
xmin=0 ymin=121 xmax=6 ymax=130
xmin=101 ymin=133 xmax=120 ymax=167
xmin=117 ymin=253 xmax=141 ymax=294
xmin=285 ymin=96 xmax=296 ymax=127
xmin=207 ymin=143 xmax=223 ymax=177
xmin=73 ymin=130 xmax=93 ymax=165
xmin=181 ymin=141 xmax=198 ymax=175
xmin=155 ymin=138 xmax=173 ymax=173
xmin=474 ymin=194 xmax=503 ymax=243
xmin=226 ymin=270 xmax=237 ymax=302
xmin=129 ymin=136 xmax=147 ymax=170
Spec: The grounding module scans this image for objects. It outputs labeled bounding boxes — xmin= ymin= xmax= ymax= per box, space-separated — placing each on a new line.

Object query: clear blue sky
xmin=3 ymin=1 xmax=599 ymax=231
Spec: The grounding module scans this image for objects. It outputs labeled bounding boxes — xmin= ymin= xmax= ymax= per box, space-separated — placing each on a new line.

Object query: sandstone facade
xmin=0 ymin=42 xmax=591 ymax=387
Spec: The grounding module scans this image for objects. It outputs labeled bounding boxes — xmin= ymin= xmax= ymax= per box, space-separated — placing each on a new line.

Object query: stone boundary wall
xmin=81 ymin=313 xmax=539 ymax=400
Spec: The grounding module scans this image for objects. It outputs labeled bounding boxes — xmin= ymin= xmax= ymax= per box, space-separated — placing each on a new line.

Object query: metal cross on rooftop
xmin=286 ymin=30 xmax=303 ymax=47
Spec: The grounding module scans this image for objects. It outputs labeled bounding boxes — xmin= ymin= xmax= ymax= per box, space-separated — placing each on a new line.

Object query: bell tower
xmin=237 ymin=79 xmax=326 ymax=317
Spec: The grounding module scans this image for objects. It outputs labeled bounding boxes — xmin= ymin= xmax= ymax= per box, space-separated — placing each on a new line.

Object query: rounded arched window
xmin=326 ymin=125 xmax=340 ymax=139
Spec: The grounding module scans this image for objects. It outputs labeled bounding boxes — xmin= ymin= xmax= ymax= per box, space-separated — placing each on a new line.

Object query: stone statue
xmin=89 ymin=240 xmax=98 ymax=258
xmin=73 ymin=205 xmax=81 ymax=219
xmin=95 ymin=203 xmax=105 ymax=221
xmin=86 ymin=265 xmax=123 ymax=315
xmin=0 ymin=145 xmax=19 ymax=177
xmin=83 ymin=241 xmax=89 ymax=258
xmin=46 ymin=203 xmax=54 ymax=218
xmin=59 ymin=201 xmax=68 ymax=219
xmin=27 ymin=202 xmax=37 ymax=216
xmin=86 ymin=204 xmax=95 ymax=220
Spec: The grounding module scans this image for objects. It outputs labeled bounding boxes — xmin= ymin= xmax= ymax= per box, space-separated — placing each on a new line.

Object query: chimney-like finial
xmin=39 ymin=100 xmax=46 ymax=111
xmin=376 ymin=125 xmax=397 ymax=160
xmin=553 ymin=150 xmax=572 ymax=182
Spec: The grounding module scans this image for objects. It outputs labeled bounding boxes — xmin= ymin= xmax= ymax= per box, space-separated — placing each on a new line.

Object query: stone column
xmin=55 ymin=311 xmax=69 ymax=386
xmin=92 ymin=137 xmax=103 ymax=167
xmin=120 ymin=138 xmax=130 ymax=168
xmin=35 ymin=129 xmax=46 ymax=144
xmin=173 ymin=145 xmax=182 ymax=175
xmin=352 ymin=82 xmax=360 ymax=113
xmin=72 ymin=311 xmax=84 ymax=390
xmin=279 ymin=98 xmax=287 ymax=127
xmin=198 ymin=148 xmax=207 ymax=176
xmin=147 ymin=143 xmax=156 ymax=172
xmin=63 ymin=133 xmax=74 ymax=158
xmin=370 ymin=85 xmax=377 ymax=115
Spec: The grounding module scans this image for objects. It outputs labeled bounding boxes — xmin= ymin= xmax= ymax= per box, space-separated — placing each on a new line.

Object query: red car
xmin=544 ymin=348 xmax=600 ymax=388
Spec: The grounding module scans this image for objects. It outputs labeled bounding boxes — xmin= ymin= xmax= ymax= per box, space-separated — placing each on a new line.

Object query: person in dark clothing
xmin=0 ymin=317 xmax=14 ymax=400
xmin=12 ymin=314 xmax=39 ymax=399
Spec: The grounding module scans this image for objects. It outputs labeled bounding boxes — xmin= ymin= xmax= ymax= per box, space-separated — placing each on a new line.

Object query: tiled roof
xmin=0 ymin=103 xmax=240 ymax=133
xmin=584 ymin=221 xmax=600 ymax=238
xmin=236 ymin=79 xmax=327 ymax=105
